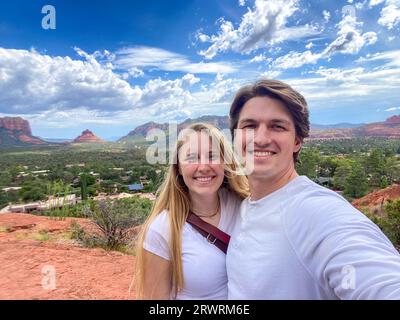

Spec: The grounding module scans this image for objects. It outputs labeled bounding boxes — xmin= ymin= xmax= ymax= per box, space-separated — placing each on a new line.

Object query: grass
xmin=0 ymin=226 xmax=9 ymax=233
xmin=33 ymin=229 xmax=50 ymax=242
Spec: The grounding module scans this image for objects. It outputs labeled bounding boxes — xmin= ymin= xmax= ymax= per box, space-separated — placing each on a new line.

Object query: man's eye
xmin=241 ymin=124 xmax=255 ymax=129
xmin=272 ymin=125 xmax=285 ymax=131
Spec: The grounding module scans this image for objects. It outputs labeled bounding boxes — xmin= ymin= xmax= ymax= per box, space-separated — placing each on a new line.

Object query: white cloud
xmin=305 ymin=42 xmax=313 ymax=49
xmin=271 ymin=13 xmax=377 ymax=70
xmin=114 ymin=46 xmax=236 ymax=74
xmin=378 ymin=0 xmax=400 ymax=29
xmin=385 ymin=106 xmax=400 ymax=111
xmin=261 ymin=69 xmax=282 ymax=78
xmin=250 ymin=53 xmax=268 ymax=63
xmin=239 ymin=0 xmax=246 ymax=6
xmin=356 ymin=49 xmax=400 ymax=67
xmin=197 ymin=0 xmax=320 ymax=59
xmin=0 ymin=47 xmax=142 ymax=114
xmin=0 ymin=47 xmax=208 ymax=128
xmin=285 ymin=61 xmax=400 ymax=103
xmin=273 ymin=50 xmax=321 ymax=69
xmin=127 ymin=67 xmax=144 ymax=78
xmin=323 ymin=15 xmax=377 ymax=56
xmin=369 ymin=0 xmax=385 ymax=7
xmin=323 ymin=10 xmax=331 ymax=23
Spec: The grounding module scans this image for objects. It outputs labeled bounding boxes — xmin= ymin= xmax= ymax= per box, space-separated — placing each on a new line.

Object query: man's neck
xmin=249 ymin=168 xmax=299 ymax=201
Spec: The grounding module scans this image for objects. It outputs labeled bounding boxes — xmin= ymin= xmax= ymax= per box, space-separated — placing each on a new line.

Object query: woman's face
xmin=178 ymin=131 xmax=225 ymax=198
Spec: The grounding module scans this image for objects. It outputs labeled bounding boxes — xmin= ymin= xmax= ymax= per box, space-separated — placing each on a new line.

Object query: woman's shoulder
xmin=147 ymin=209 xmax=170 ymax=236
xmin=219 ymin=188 xmax=243 ymax=209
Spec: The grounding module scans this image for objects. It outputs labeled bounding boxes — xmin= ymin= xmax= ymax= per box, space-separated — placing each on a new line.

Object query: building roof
xmin=128 ymin=184 xmax=144 ymax=191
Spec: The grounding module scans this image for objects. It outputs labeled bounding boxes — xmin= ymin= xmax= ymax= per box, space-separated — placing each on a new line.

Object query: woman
xmin=136 ymin=123 xmax=249 ymax=299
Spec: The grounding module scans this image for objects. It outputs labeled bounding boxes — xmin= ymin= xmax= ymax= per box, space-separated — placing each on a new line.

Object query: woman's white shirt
xmin=143 ymin=188 xmax=242 ymax=300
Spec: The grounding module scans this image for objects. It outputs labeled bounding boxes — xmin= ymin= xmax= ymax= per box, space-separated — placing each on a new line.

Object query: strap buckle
xmin=206 ymin=234 xmax=217 ymax=244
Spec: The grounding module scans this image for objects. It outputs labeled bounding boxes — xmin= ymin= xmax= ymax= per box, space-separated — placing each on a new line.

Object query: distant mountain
xmin=72 ymin=129 xmax=104 ymax=143
xmin=0 ymin=117 xmax=48 ymax=147
xmin=310 ymin=115 xmax=400 ymax=139
xmin=120 ymin=114 xmax=400 ymax=142
xmin=119 ymin=115 xmax=229 ymax=141
xmin=311 ymin=123 xmax=365 ymax=130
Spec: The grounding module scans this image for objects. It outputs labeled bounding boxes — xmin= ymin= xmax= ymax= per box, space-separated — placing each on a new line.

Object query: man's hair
xmin=229 ymin=79 xmax=310 ymax=162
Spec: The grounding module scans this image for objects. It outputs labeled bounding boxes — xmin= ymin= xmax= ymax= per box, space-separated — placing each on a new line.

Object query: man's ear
xmin=294 ymin=137 xmax=302 ymax=153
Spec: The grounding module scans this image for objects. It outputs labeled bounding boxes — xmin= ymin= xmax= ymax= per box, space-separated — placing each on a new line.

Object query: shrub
xmin=81 ymin=197 xmax=150 ymax=250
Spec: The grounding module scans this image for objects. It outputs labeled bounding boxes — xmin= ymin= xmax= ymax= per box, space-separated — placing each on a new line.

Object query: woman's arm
xmin=141 ymin=249 xmax=172 ymax=299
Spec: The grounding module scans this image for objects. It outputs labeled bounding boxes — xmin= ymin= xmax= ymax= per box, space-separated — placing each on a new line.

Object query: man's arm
xmin=286 ymin=196 xmax=400 ymax=299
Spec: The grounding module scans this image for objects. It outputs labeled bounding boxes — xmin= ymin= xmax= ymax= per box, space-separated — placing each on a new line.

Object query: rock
xmin=0 ymin=117 xmax=47 ymax=146
xmin=73 ymin=129 xmax=104 ymax=143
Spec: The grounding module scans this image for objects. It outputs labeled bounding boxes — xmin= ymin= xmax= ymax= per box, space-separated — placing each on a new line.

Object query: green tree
xmin=80 ymin=174 xmax=88 ymax=200
xmin=296 ymin=149 xmax=321 ymax=180
xmin=344 ymin=163 xmax=368 ymax=199
xmin=333 ymin=160 xmax=353 ymax=190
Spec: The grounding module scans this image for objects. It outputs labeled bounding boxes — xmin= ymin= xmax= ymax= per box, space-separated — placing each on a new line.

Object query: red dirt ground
xmin=352 ymin=184 xmax=400 ymax=214
xmin=0 ymin=213 xmax=136 ymax=300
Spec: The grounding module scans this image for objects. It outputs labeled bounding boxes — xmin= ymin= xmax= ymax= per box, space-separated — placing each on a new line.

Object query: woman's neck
xmin=189 ymin=192 xmax=220 ymax=216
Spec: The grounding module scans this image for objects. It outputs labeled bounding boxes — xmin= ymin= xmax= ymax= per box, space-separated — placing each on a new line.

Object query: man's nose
xmin=254 ymin=125 xmax=272 ymax=147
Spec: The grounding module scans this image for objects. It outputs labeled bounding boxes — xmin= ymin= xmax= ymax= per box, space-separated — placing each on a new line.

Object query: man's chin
xmin=248 ymin=166 xmax=275 ymax=179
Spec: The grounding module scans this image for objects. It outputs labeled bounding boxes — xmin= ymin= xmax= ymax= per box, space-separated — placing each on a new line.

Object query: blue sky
xmin=0 ymin=0 xmax=399 ymax=139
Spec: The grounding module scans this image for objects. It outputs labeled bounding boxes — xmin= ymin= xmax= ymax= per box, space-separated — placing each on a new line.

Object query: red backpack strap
xmin=186 ymin=211 xmax=231 ymax=254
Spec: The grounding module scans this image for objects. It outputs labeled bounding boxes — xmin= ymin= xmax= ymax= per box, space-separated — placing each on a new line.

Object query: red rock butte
xmin=73 ymin=129 xmax=104 ymax=143
xmin=0 ymin=116 xmax=47 ymax=145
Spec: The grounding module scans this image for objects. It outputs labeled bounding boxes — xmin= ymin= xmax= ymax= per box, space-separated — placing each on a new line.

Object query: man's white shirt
xmin=227 ymin=175 xmax=400 ymax=299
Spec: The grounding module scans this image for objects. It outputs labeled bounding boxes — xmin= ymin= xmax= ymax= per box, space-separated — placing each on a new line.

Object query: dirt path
xmin=0 ymin=213 xmax=136 ymax=300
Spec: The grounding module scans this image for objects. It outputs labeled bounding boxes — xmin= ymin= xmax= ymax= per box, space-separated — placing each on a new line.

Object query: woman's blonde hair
xmin=135 ymin=122 xmax=249 ymax=299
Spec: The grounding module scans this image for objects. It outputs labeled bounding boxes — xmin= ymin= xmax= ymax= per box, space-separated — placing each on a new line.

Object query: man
xmin=226 ymin=79 xmax=400 ymax=299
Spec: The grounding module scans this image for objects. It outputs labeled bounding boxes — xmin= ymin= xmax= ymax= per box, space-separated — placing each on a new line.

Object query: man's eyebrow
xmin=238 ymin=118 xmax=258 ymax=125
xmin=271 ymin=119 xmax=291 ymax=125
xmin=238 ymin=118 xmax=292 ymax=125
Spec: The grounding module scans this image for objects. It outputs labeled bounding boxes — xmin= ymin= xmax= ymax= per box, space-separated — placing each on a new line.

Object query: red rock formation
xmin=73 ymin=129 xmax=104 ymax=143
xmin=0 ymin=117 xmax=32 ymax=135
xmin=385 ymin=115 xmax=400 ymax=124
xmin=309 ymin=115 xmax=400 ymax=140
xmin=0 ymin=117 xmax=47 ymax=145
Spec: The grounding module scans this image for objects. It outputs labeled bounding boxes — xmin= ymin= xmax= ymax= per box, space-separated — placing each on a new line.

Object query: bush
xmin=81 ymin=197 xmax=151 ymax=250
xmin=365 ymin=200 xmax=400 ymax=248
xmin=69 ymin=221 xmax=101 ymax=248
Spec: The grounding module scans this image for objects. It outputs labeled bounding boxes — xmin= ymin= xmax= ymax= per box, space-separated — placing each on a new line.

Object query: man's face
xmin=236 ymin=96 xmax=301 ymax=181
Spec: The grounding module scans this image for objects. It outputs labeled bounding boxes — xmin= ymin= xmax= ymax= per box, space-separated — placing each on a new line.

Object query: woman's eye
xmin=210 ymin=153 xmax=219 ymax=161
xmin=185 ymin=155 xmax=198 ymax=162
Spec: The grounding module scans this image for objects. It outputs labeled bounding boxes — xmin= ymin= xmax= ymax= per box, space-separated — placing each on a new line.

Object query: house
xmin=65 ymin=163 xmax=85 ymax=168
xmin=7 ymin=194 xmax=77 ymax=214
xmin=2 ymin=187 xmax=22 ymax=192
xmin=315 ymin=177 xmax=333 ymax=187
xmin=128 ymin=184 xmax=144 ymax=191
